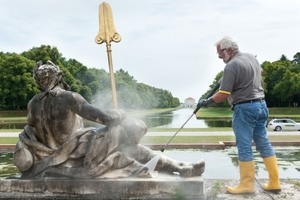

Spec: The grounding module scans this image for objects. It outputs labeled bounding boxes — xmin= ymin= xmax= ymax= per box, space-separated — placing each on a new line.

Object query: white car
xmin=268 ymin=119 xmax=300 ymax=131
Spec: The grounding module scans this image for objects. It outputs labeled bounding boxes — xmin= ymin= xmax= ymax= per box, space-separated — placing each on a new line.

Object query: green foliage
xmin=111 ymin=69 xmax=179 ymax=109
xmin=268 ymin=107 xmax=300 ymax=116
xmin=171 ymin=186 xmax=185 ymax=200
xmin=292 ymin=52 xmax=300 ymax=64
xmin=199 ymin=71 xmax=230 ymax=107
xmin=0 ymin=53 xmax=38 ymax=110
xmin=262 ymin=57 xmax=300 ymax=107
xmin=279 ymin=54 xmax=288 ymax=61
xmin=0 ymin=45 xmax=180 ymax=110
xmin=1 ymin=45 xmax=299 ymax=110
xmin=200 ymin=52 xmax=300 ymax=108
xmin=206 ymin=181 xmax=224 ymax=198
xmin=80 ymin=85 xmax=93 ymax=102
xmin=21 ymin=45 xmax=62 ymax=64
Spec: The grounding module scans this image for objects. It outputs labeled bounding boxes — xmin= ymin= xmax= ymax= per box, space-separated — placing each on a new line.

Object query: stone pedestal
xmin=0 ymin=174 xmax=204 ymax=199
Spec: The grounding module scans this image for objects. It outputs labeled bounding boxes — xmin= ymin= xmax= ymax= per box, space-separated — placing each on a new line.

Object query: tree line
xmin=201 ymin=52 xmax=300 ymax=108
xmin=1 ymin=45 xmax=299 ymax=110
xmin=0 ymin=45 xmax=180 ymax=110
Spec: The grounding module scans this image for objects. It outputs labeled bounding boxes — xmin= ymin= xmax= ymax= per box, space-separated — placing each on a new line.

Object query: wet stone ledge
xmin=0 ymin=174 xmax=204 ymax=200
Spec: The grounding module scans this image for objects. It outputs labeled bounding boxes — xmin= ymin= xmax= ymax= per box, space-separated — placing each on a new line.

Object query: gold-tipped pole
xmin=95 ymin=2 xmax=121 ymax=109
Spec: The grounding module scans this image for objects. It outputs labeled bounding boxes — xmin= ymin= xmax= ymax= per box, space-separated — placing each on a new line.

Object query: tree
xmin=292 ymin=52 xmax=300 ymax=64
xmin=21 ymin=45 xmax=62 ymax=65
xmin=279 ymin=54 xmax=288 ymax=61
xmin=199 ymin=71 xmax=230 ymax=107
xmin=0 ymin=53 xmax=38 ymax=110
xmin=262 ymin=60 xmax=290 ymax=107
xmin=22 ymin=46 xmax=92 ymax=101
xmin=273 ymin=71 xmax=300 ymax=106
xmin=136 ymin=84 xmax=159 ymax=108
xmin=0 ymin=46 xmax=196 ymax=110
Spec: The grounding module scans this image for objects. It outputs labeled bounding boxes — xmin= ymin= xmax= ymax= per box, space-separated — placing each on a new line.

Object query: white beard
xmin=223 ymin=52 xmax=231 ymax=64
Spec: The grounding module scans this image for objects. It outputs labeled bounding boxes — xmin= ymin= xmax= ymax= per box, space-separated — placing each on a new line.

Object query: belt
xmin=234 ymin=98 xmax=265 ymax=106
xmin=231 ymin=98 xmax=264 ymax=111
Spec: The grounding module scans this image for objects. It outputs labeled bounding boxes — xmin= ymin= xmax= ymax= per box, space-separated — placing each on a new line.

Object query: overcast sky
xmin=1 ymin=0 xmax=299 ymax=103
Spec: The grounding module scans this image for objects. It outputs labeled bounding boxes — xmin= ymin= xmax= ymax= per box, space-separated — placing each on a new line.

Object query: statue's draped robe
xmin=15 ymin=124 xmax=145 ymax=179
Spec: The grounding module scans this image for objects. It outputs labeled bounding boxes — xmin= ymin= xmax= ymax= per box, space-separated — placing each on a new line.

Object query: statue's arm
xmin=70 ymin=92 xmax=125 ymax=125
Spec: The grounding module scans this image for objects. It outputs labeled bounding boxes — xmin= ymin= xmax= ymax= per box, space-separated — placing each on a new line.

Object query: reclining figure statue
xmin=13 ymin=60 xmax=205 ymax=179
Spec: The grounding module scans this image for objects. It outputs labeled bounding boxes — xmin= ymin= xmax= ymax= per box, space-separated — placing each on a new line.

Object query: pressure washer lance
xmin=160 ymin=81 xmax=221 ymax=152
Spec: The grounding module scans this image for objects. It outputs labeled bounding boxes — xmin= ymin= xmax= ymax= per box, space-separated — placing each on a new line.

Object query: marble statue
xmin=13 ymin=60 xmax=205 ymax=179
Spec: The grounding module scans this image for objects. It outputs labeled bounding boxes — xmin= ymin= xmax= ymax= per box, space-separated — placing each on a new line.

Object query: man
xmin=197 ymin=36 xmax=281 ymax=194
xmin=14 ymin=60 xmax=204 ymax=179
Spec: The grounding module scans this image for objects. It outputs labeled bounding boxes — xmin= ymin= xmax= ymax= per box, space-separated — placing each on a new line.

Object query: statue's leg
xmin=122 ymin=144 xmax=205 ymax=177
xmin=87 ymin=151 xmax=152 ymax=178
xmin=119 ymin=117 xmax=205 ymax=177
xmin=156 ymin=153 xmax=205 ymax=177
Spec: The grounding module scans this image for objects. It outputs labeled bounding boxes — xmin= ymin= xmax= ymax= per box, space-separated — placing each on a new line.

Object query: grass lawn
xmin=0 ymin=138 xmax=19 ymax=144
xmin=1 ymin=107 xmax=300 ymax=145
xmin=140 ymin=135 xmax=300 ymax=145
xmin=195 ymin=107 xmax=300 ymax=119
xmin=2 ymin=135 xmax=300 ymax=145
xmin=148 ymin=127 xmax=233 ymax=132
xmin=196 ymin=107 xmax=232 ymax=118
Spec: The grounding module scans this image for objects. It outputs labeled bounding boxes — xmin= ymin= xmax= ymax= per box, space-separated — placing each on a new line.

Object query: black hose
xmin=161 ymin=79 xmax=222 ymax=152
xmin=160 ymin=113 xmax=194 ymax=152
xmin=193 ymin=81 xmax=221 ymax=114
xmin=255 ymin=177 xmax=275 ymax=200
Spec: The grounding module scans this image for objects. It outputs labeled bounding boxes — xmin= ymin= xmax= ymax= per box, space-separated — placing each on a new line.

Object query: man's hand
xmin=196 ymin=97 xmax=215 ymax=108
xmin=197 ymin=99 xmax=208 ymax=108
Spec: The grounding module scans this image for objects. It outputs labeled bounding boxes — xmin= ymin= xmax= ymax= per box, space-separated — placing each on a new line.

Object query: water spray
xmin=144 ymin=79 xmax=221 ymax=175
xmin=160 ymin=80 xmax=221 ymax=152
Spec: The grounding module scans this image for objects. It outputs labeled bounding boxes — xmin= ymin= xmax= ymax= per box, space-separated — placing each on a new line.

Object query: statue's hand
xmin=106 ymin=109 xmax=126 ymax=126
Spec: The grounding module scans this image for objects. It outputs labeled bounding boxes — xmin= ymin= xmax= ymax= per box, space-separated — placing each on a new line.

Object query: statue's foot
xmin=191 ymin=159 xmax=205 ymax=176
xmin=179 ymin=167 xmax=193 ymax=177
xmin=179 ymin=160 xmax=205 ymax=177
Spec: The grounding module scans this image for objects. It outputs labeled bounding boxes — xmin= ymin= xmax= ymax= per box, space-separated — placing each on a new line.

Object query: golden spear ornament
xmin=95 ymin=2 xmax=121 ymax=109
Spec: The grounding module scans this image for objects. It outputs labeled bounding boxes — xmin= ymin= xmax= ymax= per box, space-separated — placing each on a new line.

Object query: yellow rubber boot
xmin=263 ymin=155 xmax=281 ymax=193
xmin=227 ymin=160 xmax=255 ymax=194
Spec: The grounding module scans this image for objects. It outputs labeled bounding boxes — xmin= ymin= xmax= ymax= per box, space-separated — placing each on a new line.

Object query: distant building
xmin=184 ymin=97 xmax=196 ymax=107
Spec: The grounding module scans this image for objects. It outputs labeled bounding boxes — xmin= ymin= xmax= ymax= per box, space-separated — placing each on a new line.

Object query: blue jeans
xmin=232 ymin=100 xmax=275 ymax=161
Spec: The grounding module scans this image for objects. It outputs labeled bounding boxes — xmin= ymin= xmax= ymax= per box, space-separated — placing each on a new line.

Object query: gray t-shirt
xmin=220 ymin=52 xmax=265 ymax=105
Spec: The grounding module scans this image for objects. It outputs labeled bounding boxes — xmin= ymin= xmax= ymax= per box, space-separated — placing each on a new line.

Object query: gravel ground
xmin=204 ymin=178 xmax=300 ymax=200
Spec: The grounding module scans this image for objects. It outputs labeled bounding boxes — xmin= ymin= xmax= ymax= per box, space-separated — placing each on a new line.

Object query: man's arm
xmin=212 ymin=91 xmax=229 ymax=103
